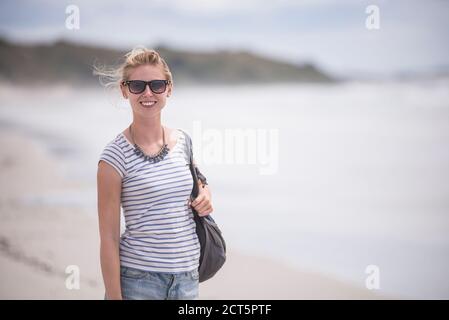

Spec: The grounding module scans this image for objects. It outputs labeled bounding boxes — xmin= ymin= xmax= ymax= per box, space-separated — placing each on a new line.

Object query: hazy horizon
xmin=1 ymin=0 xmax=448 ymax=79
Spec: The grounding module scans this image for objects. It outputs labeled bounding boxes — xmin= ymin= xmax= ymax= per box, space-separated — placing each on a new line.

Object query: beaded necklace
xmin=129 ymin=124 xmax=170 ymax=163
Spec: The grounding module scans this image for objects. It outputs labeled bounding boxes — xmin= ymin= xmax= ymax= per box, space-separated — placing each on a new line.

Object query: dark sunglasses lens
xmin=129 ymin=81 xmax=146 ymax=93
xmin=150 ymin=80 xmax=166 ymax=93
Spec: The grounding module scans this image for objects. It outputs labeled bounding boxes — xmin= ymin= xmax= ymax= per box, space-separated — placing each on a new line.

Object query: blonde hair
xmin=93 ymin=46 xmax=173 ymax=89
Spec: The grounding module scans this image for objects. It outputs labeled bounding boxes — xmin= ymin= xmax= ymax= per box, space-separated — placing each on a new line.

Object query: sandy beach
xmin=0 ymin=127 xmax=387 ymax=299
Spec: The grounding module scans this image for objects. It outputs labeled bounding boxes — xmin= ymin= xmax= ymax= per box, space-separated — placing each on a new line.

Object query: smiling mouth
xmin=140 ymin=101 xmax=156 ymax=107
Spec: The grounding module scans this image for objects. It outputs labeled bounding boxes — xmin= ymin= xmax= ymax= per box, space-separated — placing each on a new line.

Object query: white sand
xmin=0 ymin=128 xmax=387 ymax=299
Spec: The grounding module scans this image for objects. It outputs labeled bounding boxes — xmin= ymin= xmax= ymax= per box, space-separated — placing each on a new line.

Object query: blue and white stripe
xmin=98 ymin=129 xmax=200 ymax=273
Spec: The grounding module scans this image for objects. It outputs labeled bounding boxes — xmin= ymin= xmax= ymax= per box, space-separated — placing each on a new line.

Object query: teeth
xmin=141 ymin=101 xmax=156 ymax=106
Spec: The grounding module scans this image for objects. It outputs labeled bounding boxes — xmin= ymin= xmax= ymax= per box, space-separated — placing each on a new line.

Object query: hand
xmin=188 ymin=184 xmax=213 ymax=217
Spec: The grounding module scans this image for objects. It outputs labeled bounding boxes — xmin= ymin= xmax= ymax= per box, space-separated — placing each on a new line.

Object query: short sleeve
xmin=178 ymin=128 xmax=192 ymax=163
xmin=98 ymin=142 xmax=127 ymax=178
xmin=178 ymin=128 xmax=207 ymax=184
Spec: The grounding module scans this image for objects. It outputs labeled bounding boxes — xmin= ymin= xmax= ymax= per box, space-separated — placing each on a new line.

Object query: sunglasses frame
xmin=122 ymin=79 xmax=171 ymax=94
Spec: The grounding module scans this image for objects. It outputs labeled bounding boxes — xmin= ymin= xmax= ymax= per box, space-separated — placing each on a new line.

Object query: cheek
xmin=128 ymin=96 xmax=140 ymax=108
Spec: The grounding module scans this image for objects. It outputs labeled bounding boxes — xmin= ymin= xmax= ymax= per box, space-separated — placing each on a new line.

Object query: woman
xmin=96 ymin=47 xmax=213 ymax=300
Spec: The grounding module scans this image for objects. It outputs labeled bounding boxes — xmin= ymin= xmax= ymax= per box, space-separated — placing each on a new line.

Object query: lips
xmin=140 ymin=101 xmax=157 ymax=107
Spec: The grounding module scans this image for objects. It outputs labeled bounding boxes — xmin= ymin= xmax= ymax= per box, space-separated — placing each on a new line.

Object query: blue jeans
xmin=117 ymin=266 xmax=199 ymax=300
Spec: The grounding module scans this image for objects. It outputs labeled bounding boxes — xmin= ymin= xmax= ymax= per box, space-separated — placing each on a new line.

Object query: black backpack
xmin=181 ymin=130 xmax=227 ymax=283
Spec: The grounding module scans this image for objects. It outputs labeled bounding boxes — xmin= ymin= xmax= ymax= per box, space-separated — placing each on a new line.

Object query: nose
xmin=141 ymin=84 xmax=155 ymax=96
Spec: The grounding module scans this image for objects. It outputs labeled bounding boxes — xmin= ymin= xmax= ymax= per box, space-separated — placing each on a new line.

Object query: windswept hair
xmin=93 ymin=46 xmax=173 ymax=89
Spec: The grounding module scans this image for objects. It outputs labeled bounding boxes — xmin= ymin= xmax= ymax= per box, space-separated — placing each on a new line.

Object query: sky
xmin=1 ymin=0 xmax=448 ymax=77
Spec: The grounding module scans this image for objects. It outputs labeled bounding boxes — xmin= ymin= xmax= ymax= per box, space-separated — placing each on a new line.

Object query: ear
xmin=167 ymin=83 xmax=173 ymax=98
xmin=120 ymin=82 xmax=128 ymax=99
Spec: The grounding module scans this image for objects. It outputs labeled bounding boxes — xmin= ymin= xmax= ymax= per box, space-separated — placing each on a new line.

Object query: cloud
xmin=0 ymin=0 xmax=448 ymax=76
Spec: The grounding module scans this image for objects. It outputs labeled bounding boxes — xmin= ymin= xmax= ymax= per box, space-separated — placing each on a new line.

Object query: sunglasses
xmin=122 ymin=80 xmax=171 ymax=94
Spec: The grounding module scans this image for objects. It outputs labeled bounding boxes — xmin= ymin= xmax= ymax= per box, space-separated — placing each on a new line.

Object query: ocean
xmin=1 ymin=79 xmax=448 ymax=299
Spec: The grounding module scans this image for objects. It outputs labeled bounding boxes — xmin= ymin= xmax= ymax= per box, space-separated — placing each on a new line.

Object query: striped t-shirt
xmin=98 ymin=128 xmax=200 ymax=273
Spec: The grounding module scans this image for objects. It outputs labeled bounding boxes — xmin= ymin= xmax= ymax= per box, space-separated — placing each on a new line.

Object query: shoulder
xmin=101 ymin=134 xmax=127 ymax=155
xmin=175 ymin=127 xmax=191 ymax=143
xmin=98 ymin=133 xmax=128 ymax=178
xmin=166 ymin=127 xmax=180 ymax=143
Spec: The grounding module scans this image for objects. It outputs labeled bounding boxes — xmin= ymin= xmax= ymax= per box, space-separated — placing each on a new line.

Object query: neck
xmin=130 ymin=116 xmax=164 ymax=146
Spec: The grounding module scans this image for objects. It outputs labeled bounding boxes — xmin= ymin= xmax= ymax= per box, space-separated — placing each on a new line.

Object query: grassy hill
xmin=0 ymin=38 xmax=335 ymax=86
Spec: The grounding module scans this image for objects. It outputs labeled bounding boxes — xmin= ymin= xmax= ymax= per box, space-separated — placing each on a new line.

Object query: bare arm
xmin=97 ymin=161 xmax=123 ymax=300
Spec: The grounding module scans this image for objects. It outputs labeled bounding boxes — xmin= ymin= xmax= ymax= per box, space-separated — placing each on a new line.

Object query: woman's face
xmin=120 ymin=64 xmax=172 ymax=117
